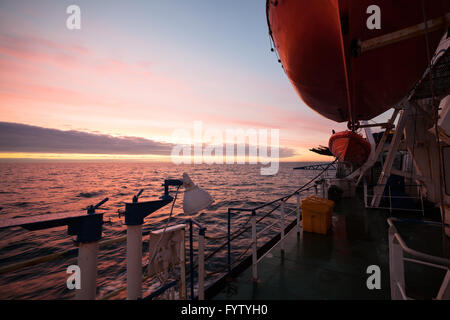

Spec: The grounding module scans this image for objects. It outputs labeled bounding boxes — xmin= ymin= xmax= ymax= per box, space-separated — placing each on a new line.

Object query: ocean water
xmin=0 ymin=161 xmax=327 ymax=299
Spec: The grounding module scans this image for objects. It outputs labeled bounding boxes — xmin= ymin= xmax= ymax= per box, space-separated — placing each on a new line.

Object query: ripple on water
xmin=0 ymin=161 xmax=315 ymax=299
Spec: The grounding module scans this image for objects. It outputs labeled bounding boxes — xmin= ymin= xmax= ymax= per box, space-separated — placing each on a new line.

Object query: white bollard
xmin=127 ymin=224 xmax=143 ymax=300
xmin=389 ymin=226 xmax=405 ymax=300
xmin=75 ymin=241 xmax=98 ymax=300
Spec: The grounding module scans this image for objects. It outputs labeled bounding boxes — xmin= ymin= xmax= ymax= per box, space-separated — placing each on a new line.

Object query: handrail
xmin=0 ymin=229 xmax=150 ymax=275
xmin=367 ymin=184 xmax=424 ymax=187
xmin=225 ymin=160 xmax=336 ymax=278
xmin=364 ymin=181 xmax=425 ymax=214
xmin=229 ymin=159 xmax=336 ymax=213
xmin=1 ymin=159 xmax=336 ymax=299
xmin=387 ymin=217 xmax=450 ymax=267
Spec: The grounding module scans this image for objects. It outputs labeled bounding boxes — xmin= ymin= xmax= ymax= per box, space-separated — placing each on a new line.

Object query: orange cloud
xmin=0 ymin=31 xmax=339 ymax=161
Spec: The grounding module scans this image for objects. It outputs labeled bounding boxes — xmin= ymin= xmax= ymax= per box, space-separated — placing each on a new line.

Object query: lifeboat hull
xmin=267 ymin=0 xmax=448 ymax=122
xmin=329 ymin=131 xmax=371 ymax=166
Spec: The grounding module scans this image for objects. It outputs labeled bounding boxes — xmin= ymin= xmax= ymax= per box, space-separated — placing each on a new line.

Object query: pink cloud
xmin=0 ymin=33 xmax=90 ymax=68
xmin=0 ymin=31 xmax=341 ymax=160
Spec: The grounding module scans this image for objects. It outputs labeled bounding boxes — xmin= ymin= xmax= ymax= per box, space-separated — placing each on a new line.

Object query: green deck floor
xmin=212 ymin=195 xmax=448 ymax=300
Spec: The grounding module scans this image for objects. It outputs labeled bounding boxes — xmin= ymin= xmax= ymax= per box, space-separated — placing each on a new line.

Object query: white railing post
xmin=280 ymin=200 xmax=285 ymax=253
xmin=198 ymin=227 xmax=206 ymax=300
xmin=126 ymin=224 xmax=142 ymax=300
xmin=437 ymin=270 xmax=450 ymax=300
xmin=296 ymin=193 xmax=301 ymax=236
xmin=251 ymin=210 xmax=258 ymax=282
xmin=389 ymin=225 xmax=406 ymax=300
xmin=75 ymin=241 xmax=99 ymax=300
xmin=179 ymin=228 xmax=186 ymax=300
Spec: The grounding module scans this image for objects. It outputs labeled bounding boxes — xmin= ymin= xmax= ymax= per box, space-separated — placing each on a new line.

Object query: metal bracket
xmin=122 ymin=182 xmax=182 ymax=225
xmin=359 ymin=13 xmax=450 ymax=55
xmin=0 ymin=198 xmax=109 ymax=243
xmin=124 ymin=199 xmax=173 ymax=225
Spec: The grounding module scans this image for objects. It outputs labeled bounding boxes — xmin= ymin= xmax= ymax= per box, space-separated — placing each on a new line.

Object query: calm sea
xmin=0 ymin=161 xmax=326 ymax=299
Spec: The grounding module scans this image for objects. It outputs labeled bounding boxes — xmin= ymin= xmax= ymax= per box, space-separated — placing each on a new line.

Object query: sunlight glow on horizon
xmin=0 ymin=150 xmax=332 ymax=162
xmin=0 ymin=0 xmax=348 ymax=162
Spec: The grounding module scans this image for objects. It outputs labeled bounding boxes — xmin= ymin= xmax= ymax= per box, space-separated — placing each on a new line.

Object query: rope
xmin=146 ymin=185 xmax=180 ymax=278
xmin=266 ymin=0 xmax=283 ymax=65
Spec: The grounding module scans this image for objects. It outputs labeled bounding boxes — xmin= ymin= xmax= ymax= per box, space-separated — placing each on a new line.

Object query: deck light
xmin=122 ymin=172 xmax=213 ymax=300
xmin=182 ymin=173 xmax=214 ymax=215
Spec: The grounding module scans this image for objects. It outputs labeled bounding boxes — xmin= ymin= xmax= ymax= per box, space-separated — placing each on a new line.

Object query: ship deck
xmin=211 ymin=194 xmax=449 ymax=300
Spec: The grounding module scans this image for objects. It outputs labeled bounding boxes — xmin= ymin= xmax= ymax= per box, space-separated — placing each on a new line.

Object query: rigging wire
xmin=146 ymin=185 xmax=181 ymax=276
xmin=421 ymin=0 xmax=446 ymax=227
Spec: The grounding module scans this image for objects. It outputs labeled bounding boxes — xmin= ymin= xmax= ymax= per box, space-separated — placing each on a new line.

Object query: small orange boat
xmin=329 ymin=131 xmax=371 ymax=166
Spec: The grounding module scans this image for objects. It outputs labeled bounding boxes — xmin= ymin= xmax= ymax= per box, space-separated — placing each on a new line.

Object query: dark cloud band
xmin=0 ymin=122 xmax=297 ymax=158
xmin=0 ymin=122 xmax=173 ymax=155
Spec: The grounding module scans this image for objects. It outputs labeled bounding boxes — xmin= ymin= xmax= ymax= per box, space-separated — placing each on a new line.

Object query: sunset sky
xmin=0 ymin=0 xmax=365 ymax=162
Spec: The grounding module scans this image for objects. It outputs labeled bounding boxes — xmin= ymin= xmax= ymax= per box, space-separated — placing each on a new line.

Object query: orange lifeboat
xmin=266 ymin=0 xmax=448 ymax=124
xmin=329 ymin=131 xmax=371 ymax=166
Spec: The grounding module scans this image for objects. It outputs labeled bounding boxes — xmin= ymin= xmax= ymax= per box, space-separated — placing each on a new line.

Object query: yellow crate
xmin=301 ymin=196 xmax=334 ymax=234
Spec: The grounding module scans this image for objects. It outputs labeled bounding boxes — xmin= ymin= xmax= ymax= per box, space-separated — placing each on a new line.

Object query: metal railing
xmin=387 ymin=217 xmax=450 ymax=300
xmin=0 ymin=162 xmax=336 ymax=300
xmin=188 ymin=219 xmax=206 ymax=300
xmin=0 ymin=216 xmax=207 ymax=301
xmin=212 ymin=161 xmax=337 ymax=282
xmin=226 ymin=189 xmax=312 ymax=282
xmin=364 ymin=182 xmax=425 ymax=215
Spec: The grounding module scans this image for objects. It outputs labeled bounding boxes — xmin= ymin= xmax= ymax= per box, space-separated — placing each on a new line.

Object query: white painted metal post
xmin=389 ymin=226 xmax=406 ymax=300
xmin=437 ymin=270 xmax=450 ymax=300
xmin=127 ymin=224 xmax=142 ymax=300
xmin=179 ymin=229 xmax=186 ymax=300
xmin=280 ymin=201 xmax=285 ymax=253
xmin=75 ymin=241 xmax=98 ymax=300
xmin=372 ymin=106 xmax=410 ymax=207
xmin=296 ymin=193 xmax=301 ymax=235
xmin=251 ymin=211 xmax=258 ymax=281
xmin=198 ymin=228 xmax=205 ymax=300
xmin=352 ymin=108 xmax=400 ymax=184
